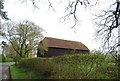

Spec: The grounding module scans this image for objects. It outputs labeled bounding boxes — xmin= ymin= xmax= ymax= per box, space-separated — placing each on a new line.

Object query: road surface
xmin=0 ymin=62 xmax=15 ymax=81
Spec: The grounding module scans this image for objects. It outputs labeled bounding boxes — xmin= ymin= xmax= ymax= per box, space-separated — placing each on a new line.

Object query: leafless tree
xmin=95 ymin=1 xmax=119 ymax=52
xmin=95 ymin=0 xmax=120 ymax=78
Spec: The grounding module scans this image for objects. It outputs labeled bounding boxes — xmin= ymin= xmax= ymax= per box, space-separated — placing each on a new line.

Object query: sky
xmin=0 ymin=0 xmax=114 ymax=54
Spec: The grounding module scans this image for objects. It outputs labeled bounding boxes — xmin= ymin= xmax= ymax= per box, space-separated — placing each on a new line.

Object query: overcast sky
xmin=0 ymin=0 xmax=115 ymax=54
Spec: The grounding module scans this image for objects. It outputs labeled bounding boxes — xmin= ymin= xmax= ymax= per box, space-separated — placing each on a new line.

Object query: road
xmin=0 ymin=62 xmax=15 ymax=81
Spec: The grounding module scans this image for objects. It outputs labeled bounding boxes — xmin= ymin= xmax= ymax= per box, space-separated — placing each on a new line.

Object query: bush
xmin=17 ymin=53 xmax=118 ymax=79
xmin=18 ymin=58 xmax=52 ymax=77
xmin=0 ymin=54 xmax=6 ymax=62
xmin=5 ymin=57 xmax=14 ymax=62
xmin=0 ymin=55 xmax=14 ymax=62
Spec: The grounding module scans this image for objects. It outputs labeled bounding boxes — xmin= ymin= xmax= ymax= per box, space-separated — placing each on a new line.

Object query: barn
xmin=37 ymin=37 xmax=90 ymax=57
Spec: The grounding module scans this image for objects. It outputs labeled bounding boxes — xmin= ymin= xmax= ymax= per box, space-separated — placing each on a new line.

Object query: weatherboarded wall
xmin=37 ymin=47 xmax=89 ymax=57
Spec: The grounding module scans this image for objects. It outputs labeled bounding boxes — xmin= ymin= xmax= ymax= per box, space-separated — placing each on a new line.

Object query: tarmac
xmin=0 ymin=62 xmax=15 ymax=81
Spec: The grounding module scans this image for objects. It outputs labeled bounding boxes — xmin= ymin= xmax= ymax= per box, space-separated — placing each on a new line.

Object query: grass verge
xmin=10 ymin=64 xmax=43 ymax=79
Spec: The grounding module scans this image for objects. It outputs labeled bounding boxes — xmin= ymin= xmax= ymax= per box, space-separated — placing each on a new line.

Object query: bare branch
xmin=61 ymin=0 xmax=89 ymax=28
xmin=47 ymin=0 xmax=55 ymax=11
xmin=95 ymin=1 xmax=119 ymax=52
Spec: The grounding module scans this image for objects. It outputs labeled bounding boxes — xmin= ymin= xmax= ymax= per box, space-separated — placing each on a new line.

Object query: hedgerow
xmin=17 ymin=53 xmax=118 ymax=79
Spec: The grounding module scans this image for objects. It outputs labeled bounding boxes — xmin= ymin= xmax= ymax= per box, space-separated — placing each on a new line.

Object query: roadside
xmin=0 ymin=62 xmax=15 ymax=81
xmin=10 ymin=65 xmax=43 ymax=79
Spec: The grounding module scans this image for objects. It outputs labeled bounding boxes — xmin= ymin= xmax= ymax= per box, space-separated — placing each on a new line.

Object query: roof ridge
xmin=45 ymin=37 xmax=82 ymax=43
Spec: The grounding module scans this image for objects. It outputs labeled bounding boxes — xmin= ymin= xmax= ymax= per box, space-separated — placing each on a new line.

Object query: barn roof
xmin=42 ymin=37 xmax=89 ymax=51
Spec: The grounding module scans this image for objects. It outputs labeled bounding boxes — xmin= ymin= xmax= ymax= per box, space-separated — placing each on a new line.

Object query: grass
xmin=10 ymin=64 xmax=43 ymax=79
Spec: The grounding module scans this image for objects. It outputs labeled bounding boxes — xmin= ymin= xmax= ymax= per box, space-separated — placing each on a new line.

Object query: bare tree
xmin=95 ymin=0 xmax=120 ymax=78
xmin=95 ymin=1 xmax=119 ymax=52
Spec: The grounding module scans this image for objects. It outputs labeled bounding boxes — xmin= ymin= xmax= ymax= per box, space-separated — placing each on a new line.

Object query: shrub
xmin=0 ymin=55 xmax=13 ymax=62
xmin=5 ymin=57 xmax=13 ymax=62
xmin=18 ymin=57 xmax=52 ymax=77
xmin=17 ymin=53 xmax=118 ymax=79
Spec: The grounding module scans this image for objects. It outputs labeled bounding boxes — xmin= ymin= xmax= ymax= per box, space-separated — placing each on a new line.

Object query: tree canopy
xmin=1 ymin=20 xmax=44 ymax=58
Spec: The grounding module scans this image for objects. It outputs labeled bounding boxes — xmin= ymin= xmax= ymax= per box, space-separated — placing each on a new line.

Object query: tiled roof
xmin=42 ymin=37 xmax=89 ymax=50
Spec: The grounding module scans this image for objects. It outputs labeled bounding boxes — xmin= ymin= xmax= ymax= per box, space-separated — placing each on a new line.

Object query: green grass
xmin=10 ymin=64 xmax=43 ymax=79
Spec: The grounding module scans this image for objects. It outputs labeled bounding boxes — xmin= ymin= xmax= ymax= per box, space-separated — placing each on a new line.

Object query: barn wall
xmin=37 ymin=47 xmax=89 ymax=57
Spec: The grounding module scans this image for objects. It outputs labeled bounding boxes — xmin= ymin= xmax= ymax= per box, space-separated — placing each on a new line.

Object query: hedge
xmin=0 ymin=55 xmax=13 ymax=62
xmin=17 ymin=54 xmax=118 ymax=79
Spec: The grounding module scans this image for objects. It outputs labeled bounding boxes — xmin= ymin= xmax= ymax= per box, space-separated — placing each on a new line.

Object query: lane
xmin=0 ymin=62 xmax=15 ymax=80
